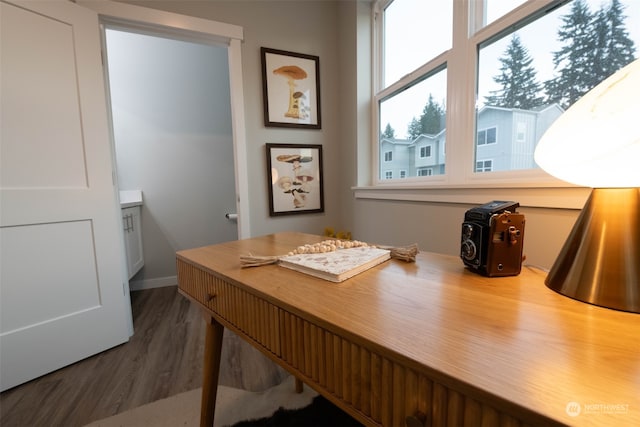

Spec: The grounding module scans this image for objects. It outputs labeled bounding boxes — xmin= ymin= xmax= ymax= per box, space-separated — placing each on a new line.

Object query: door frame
xmin=78 ymin=0 xmax=250 ymax=240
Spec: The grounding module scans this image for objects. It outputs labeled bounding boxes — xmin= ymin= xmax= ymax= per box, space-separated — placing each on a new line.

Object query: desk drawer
xmin=177 ymin=260 xmax=281 ymax=356
xmin=281 ymin=311 xmax=530 ymax=427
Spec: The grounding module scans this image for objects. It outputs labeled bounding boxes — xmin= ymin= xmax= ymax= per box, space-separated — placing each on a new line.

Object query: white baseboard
xmin=129 ymin=275 xmax=177 ymax=291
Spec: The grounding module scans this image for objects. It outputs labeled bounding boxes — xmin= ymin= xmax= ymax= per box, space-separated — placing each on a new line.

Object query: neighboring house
xmin=380 ymin=103 xmax=563 ymax=178
xmin=413 ymin=131 xmax=446 ymax=176
xmin=380 ymin=138 xmax=413 ymax=180
xmin=475 ymin=104 xmax=564 ymax=172
xmin=380 ymin=130 xmax=446 ymax=179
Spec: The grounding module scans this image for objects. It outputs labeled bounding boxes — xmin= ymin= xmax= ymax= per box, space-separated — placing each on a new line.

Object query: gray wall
xmin=106 ymin=29 xmax=238 ymax=285
xmin=120 ymin=0 xmax=581 ymax=272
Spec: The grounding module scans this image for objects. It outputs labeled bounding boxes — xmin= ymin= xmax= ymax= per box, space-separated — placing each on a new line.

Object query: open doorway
xmin=103 ymin=28 xmax=239 ymax=290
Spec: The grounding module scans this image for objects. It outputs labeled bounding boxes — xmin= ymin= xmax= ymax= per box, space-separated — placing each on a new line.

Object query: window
xmin=420 ymin=146 xmax=432 ymax=158
xmin=382 ymin=0 xmax=452 ymax=86
xmin=385 ymin=171 xmax=393 ymax=179
xmin=516 ymin=122 xmax=526 ymax=142
xmin=373 ymin=0 xmax=640 ymax=188
xmin=384 ymin=151 xmax=393 ymax=162
xmin=400 ymin=170 xmax=407 ymax=178
xmin=477 ymin=127 xmax=497 ymax=145
xmin=476 ymin=160 xmax=493 ymax=172
xmin=378 ymin=69 xmax=446 ymax=180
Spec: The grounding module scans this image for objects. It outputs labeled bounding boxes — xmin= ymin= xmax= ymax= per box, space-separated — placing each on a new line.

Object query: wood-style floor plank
xmin=0 ymin=286 xmax=205 ymax=427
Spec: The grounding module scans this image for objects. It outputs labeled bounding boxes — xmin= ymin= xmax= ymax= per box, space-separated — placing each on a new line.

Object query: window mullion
xmin=445 ymin=0 xmax=476 ymax=186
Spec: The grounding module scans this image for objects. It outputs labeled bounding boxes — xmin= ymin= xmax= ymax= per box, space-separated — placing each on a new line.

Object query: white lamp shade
xmin=535 ymin=58 xmax=640 ymax=188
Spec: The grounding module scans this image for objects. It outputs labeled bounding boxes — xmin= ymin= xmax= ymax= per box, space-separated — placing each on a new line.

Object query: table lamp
xmin=534 ymin=58 xmax=640 ymax=314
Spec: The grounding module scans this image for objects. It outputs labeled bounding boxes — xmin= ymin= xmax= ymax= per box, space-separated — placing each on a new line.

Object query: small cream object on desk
xmin=239 ymin=239 xmax=418 ymax=269
xmin=279 ymin=246 xmax=391 ymax=282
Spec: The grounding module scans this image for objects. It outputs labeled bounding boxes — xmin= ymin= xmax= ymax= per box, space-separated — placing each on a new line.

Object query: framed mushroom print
xmin=266 ymin=143 xmax=324 ymax=216
xmin=261 ymin=47 xmax=321 ymax=129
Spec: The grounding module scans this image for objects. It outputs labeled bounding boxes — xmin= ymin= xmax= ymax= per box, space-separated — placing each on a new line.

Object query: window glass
xmin=476 ymin=160 xmax=493 ymax=172
xmin=374 ymin=0 xmax=639 ymax=187
xmin=485 ymin=0 xmax=527 ymax=27
xmin=379 ymin=69 xmax=447 ymax=180
xmin=383 ymin=0 xmax=452 ymax=86
xmin=476 ymin=0 xmax=639 ymax=173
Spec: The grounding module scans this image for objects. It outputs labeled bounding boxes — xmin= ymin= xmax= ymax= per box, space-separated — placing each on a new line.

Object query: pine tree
xmin=382 ymin=123 xmax=395 ymax=139
xmin=407 ymin=117 xmax=422 ymax=140
xmin=420 ymin=94 xmax=445 ymax=134
xmin=544 ymin=0 xmax=595 ymax=109
xmin=545 ymin=0 xmax=635 ymax=109
xmin=591 ymin=7 xmax=610 ymax=86
xmin=484 ymin=34 xmax=544 ymax=109
xmin=600 ymin=0 xmax=636 ymax=79
xmin=407 ymin=95 xmax=444 ymax=140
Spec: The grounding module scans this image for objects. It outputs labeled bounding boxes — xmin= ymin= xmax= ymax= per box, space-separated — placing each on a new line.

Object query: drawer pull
xmin=206 ymin=293 xmax=217 ymax=302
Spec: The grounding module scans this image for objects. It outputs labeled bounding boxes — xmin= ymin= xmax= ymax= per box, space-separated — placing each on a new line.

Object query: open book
xmin=279 ymin=246 xmax=391 ymax=282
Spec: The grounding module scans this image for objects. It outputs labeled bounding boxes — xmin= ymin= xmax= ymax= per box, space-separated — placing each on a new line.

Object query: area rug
xmin=230 ymin=394 xmax=362 ymax=427
xmin=85 ymin=375 xmax=361 ymax=427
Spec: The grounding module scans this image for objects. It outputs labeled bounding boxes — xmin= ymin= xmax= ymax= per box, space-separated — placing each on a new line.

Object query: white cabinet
xmin=122 ymin=206 xmax=144 ymax=279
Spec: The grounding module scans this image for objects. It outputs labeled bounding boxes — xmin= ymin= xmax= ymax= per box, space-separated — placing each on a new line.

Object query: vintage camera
xmin=460 ymin=201 xmax=525 ymax=277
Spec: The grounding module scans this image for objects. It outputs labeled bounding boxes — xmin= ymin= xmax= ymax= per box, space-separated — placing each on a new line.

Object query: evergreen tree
xmin=591 ymin=6 xmax=610 ymax=85
xmin=545 ymin=0 xmax=635 ymax=109
xmin=600 ymin=0 xmax=636 ymax=79
xmin=544 ymin=0 xmax=595 ymax=109
xmin=407 ymin=95 xmax=444 ymax=140
xmin=484 ymin=34 xmax=544 ymax=109
xmin=407 ymin=117 xmax=422 ymax=140
xmin=382 ymin=123 xmax=395 ymax=139
xmin=420 ymin=94 xmax=445 ymax=134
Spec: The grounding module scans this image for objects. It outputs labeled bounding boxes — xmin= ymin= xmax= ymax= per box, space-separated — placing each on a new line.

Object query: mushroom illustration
xmin=273 ymin=65 xmax=307 ymax=119
xmin=292 ymin=189 xmax=307 ymax=208
xmin=296 ymin=169 xmax=314 ymax=193
xmin=276 ymin=176 xmax=293 ymax=192
xmin=277 ymin=153 xmax=312 ymax=176
xmin=292 ymin=92 xmax=307 ymax=119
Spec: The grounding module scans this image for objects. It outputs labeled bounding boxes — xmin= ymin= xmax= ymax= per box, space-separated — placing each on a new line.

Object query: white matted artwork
xmin=261 ymin=47 xmax=321 ymax=129
xmin=266 ymin=143 xmax=324 ymax=216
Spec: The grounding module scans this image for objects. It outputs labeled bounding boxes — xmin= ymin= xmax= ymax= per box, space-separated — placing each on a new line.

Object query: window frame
xmin=358 ymin=0 xmax=591 ymax=209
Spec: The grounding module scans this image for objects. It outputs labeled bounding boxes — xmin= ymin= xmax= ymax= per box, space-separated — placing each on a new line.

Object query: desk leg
xmin=201 ymin=314 xmax=224 ymax=427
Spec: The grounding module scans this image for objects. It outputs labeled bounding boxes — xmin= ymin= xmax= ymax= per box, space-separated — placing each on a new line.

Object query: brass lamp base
xmin=545 ymin=188 xmax=640 ymax=313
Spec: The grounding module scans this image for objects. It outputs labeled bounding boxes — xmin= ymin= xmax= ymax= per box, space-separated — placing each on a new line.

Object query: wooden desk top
xmin=177 ymin=232 xmax=640 ymax=426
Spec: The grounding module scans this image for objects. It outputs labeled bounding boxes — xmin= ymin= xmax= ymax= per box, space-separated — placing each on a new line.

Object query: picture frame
xmin=261 ymin=47 xmax=321 ymax=129
xmin=266 ymin=143 xmax=324 ymax=216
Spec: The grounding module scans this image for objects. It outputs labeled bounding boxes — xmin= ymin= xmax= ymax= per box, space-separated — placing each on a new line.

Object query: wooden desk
xmin=176 ymin=232 xmax=639 ymax=427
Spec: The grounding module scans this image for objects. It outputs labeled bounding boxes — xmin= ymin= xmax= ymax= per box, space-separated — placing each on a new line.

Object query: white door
xmin=0 ymin=0 xmax=130 ymax=391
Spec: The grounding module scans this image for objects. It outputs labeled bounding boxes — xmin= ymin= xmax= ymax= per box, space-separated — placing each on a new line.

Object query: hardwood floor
xmin=0 ymin=286 xmax=206 ymax=427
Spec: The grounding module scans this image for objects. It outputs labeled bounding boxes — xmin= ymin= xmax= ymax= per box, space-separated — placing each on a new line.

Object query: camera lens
xmin=461 ymin=240 xmax=476 ymax=260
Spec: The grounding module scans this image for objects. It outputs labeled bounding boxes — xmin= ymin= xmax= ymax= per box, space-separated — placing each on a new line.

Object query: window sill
xmin=352 ymin=184 xmax=591 ymax=209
